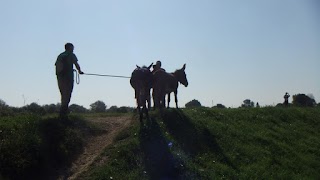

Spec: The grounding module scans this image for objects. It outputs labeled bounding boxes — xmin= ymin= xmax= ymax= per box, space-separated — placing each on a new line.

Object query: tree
xmin=118 ymin=106 xmax=130 ymax=113
xmin=43 ymin=103 xmax=59 ymax=114
xmin=0 ymin=99 xmax=7 ymax=107
xmin=185 ymin=99 xmax=202 ymax=108
xmin=241 ymin=99 xmax=254 ymax=108
xmin=213 ymin=104 xmax=226 ymax=108
xmin=69 ymin=104 xmax=88 ymax=113
xmin=108 ymin=106 xmax=118 ymax=112
xmin=90 ymin=100 xmax=107 ymax=112
xmin=0 ymin=99 xmax=13 ymax=116
xmin=108 ymin=106 xmax=134 ymax=113
xmin=292 ymin=94 xmax=316 ymax=107
xmin=23 ymin=102 xmax=45 ymax=115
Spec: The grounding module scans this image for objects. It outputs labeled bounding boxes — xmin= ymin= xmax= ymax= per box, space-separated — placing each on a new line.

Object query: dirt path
xmin=59 ymin=115 xmax=133 ymax=180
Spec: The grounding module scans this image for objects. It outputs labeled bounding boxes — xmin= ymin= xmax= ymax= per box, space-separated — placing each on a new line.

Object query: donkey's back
xmin=130 ymin=64 xmax=153 ymax=123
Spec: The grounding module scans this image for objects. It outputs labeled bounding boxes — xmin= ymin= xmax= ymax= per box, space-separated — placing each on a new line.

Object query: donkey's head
xmin=174 ymin=64 xmax=188 ymax=87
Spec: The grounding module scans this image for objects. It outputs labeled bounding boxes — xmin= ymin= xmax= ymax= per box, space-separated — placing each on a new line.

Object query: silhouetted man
xmin=284 ymin=92 xmax=290 ymax=106
xmin=152 ymin=60 xmax=165 ymax=74
xmin=55 ymin=43 xmax=83 ymax=118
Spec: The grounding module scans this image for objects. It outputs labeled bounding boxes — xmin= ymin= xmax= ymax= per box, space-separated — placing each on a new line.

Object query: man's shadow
xmin=139 ymin=117 xmax=184 ymax=180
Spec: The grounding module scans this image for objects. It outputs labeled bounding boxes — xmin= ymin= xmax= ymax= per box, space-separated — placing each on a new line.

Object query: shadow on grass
xmin=36 ymin=115 xmax=99 ymax=180
xmin=139 ymin=117 xmax=187 ymax=180
xmin=161 ymin=109 xmax=237 ymax=170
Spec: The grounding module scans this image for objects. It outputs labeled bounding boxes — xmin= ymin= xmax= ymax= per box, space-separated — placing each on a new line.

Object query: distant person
xmin=283 ymin=92 xmax=290 ymax=106
xmin=55 ymin=43 xmax=84 ymax=118
xmin=152 ymin=60 xmax=165 ymax=74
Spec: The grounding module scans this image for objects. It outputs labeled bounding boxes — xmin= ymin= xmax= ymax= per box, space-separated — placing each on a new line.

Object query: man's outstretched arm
xmin=74 ymin=62 xmax=84 ymax=74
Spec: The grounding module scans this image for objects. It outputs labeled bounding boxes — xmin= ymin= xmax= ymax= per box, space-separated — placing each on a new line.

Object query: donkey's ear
xmin=148 ymin=63 xmax=154 ymax=70
xmin=136 ymin=65 xmax=140 ymax=68
xmin=182 ymin=64 xmax=186 ymax=70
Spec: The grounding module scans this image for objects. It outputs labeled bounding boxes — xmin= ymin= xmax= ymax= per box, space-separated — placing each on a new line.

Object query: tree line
xmin=0 ymin=99 xmax=134 ymax=116
xmin=1 ymin=93 xmax=318 ymax=116
xmin=185 ymin=93 xmax=319 ymax=108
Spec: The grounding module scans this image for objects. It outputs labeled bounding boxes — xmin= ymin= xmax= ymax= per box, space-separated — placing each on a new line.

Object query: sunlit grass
xmin=82 ymin=107 xmax=320 ymax=179
xmin=1 ymin=107 xmax=319 ymax=179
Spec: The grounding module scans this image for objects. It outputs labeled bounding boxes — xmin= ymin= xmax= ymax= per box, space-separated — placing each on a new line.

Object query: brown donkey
xmin=130 ymin=63 xmax=153 ymax=122
xmin=152 ymin=64 xmax=188 ymax=109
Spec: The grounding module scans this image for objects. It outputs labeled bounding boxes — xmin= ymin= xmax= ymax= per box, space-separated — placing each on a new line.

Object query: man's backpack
xmin=55 ymin=54 xmax=71 ymax=76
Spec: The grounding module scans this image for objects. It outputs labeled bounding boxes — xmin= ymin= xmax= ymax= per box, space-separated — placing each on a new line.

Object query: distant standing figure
xmin=55 ymin=43 xmax=84 ymax=118
xmin=283 ymin=92 xmax=290 ymax=106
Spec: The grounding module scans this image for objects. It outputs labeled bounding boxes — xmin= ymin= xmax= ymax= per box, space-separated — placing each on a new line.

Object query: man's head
xmin=156 ymin=60 xmax=161 ymax=67
xmin=65 ymin=43 xmax=74 ymax=52
xmin=153 ymin=60 xmax=162 ymax=71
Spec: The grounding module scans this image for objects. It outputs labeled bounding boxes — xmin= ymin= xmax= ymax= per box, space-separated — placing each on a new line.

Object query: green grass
xmin=0 ymin=114 xmax=99 ymax=179
xmin=81 ymin=107 xmax=320 ymax=179
xmin=1 ymin=108 xmax=319 ymax=179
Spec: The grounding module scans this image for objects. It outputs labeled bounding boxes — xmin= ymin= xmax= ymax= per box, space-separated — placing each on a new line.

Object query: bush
xmin=185 ymin=99 xmax=202 ymax=108
xmin=90 ymin=101 xmax=107 ymax=113
xmin=292 ymin=94 xmax=316 ymax=107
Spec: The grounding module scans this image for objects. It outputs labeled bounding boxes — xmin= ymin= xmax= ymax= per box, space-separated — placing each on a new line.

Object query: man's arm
xmin=74 ymin=61 xmax=84 ymax=74
xmin=72 ymin=54 xmax=84 ymax=74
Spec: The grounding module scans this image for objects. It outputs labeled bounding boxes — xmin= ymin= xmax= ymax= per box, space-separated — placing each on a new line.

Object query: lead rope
xmin=74 ymin=70 xmax=80 ymax=84
xmin=73 ymin=70 xmax=130 ymax=85
xmin=83 ymin=73 xmax=130 ymax=78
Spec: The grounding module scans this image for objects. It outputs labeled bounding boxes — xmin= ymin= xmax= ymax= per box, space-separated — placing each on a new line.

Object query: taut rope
xmin=74 ymin=70 xmax=130 ymax=85
xmin=83 ymin=73 xmax=130 ymax=78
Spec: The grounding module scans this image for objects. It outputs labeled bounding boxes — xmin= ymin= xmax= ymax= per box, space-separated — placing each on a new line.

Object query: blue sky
xmin=0 ymin=0 xmax=319 ymax=108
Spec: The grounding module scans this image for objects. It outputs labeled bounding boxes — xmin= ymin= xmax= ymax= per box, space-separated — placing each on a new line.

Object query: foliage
xmin=90 ymin=100 xmax=107 ymax=113
xmin=22 ymin=102 xmax=46 ymax=115
xmin=69 ymin=104 xmax=88 ymax=113
xmin=292 ymin=93 xmax=316 ymax=107
xmin=241 ymin=99 xmax=254 ymax=107
xmin=185 ymin=99 xmax=202 ymax=108
xmin=107 ymin=106 xmax=134 ymax=113
xmin=43 ymin=103 xmax=60 ymax=114
xmin=0 ymin=99 xmax=7 ymax=107
xmin=0 ymin=99 xmax=14 ymax=116
xmin=213 ymin=104 xmax=226 ymax=108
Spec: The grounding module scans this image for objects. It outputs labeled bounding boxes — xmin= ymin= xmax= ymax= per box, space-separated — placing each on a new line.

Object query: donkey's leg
xmin=161 ymin=93 xmax=166 ymax=108
xmin=152 ymin=89 xmax=159 ymax=109
xmin=144 ymin=105 xmax=149 ymax=121
xmin=167 ymin=92 xmax=171 ymax=108
xmin=138 ymin=107 xmax=143 ymax=123
xmin=174 ymin=90 xmax=178 ymax=108
xmin=137 ymin=96 xmax=143 ymax=123
xmin=147 ymin=91 xmax=151 ymax=110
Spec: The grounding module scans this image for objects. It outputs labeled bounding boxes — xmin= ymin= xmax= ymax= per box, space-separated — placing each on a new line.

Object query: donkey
xmin=130 ymin=63 xmax=153 ymax=122
xmin=152 ymin=64 xmax=188 ymax=109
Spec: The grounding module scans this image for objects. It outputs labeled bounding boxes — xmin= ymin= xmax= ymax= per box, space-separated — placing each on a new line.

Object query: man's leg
xmin=58 ymin=78 xmax=74 ymax=118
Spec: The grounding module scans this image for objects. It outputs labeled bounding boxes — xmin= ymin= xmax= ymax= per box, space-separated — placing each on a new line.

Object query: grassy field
xmin=0 ymin=114 xmax=102 ymax=180
xmin=1 ymin=107 xmax=319 ymax=179
xmin=80 ymin=107 xmax=320 ymax=179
